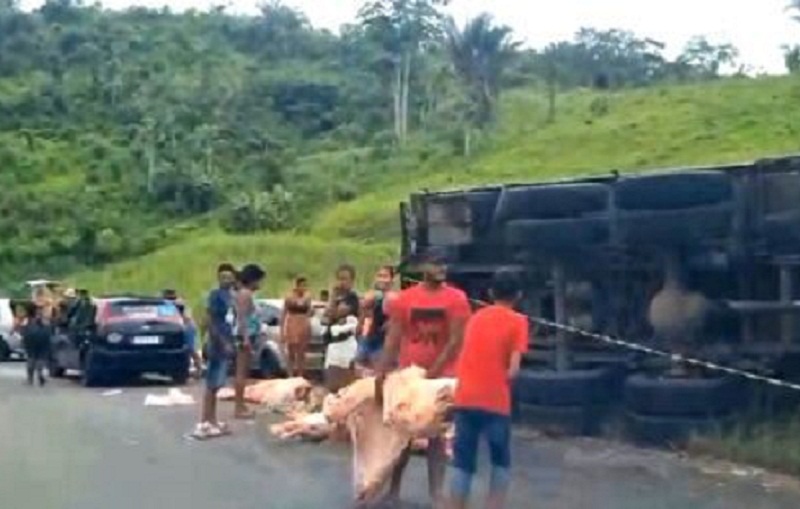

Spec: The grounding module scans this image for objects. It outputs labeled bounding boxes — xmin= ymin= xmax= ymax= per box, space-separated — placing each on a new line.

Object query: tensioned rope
xmin=401 ymin=276 xmax=800 ymax=392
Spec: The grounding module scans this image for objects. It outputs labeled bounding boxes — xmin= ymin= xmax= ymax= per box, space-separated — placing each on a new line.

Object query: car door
xmin=256 ymin=302 xmax=282 ymax=342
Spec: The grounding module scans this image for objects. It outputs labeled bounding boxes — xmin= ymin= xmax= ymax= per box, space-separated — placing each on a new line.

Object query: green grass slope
xmin=69 ymin=232 xmax=395 ymax=306
xmin=73 ymin=76 xmax=800 ymax=296
xmin=314 ymin=76 xmax=800 ymax=243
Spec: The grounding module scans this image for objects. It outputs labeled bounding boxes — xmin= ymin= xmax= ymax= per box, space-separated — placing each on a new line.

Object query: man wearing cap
xmin=376 ymin=251 xmax=471 ymax=508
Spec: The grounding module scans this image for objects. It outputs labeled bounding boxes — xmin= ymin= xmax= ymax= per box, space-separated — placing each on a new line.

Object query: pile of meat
xmin=265 ymin=367 xmax=457 ymax=503
xmin=218 ymin=377 xmax=313 ymax=412
xmin=221 ymin=369 xmax=456 ymax=503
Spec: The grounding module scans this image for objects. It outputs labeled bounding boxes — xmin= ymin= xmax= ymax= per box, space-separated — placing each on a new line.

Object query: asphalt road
xmin=2 ymin=363 xmax=800 ymax=509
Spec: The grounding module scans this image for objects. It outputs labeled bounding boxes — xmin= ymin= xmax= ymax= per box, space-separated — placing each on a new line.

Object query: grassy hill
xmin=68 ymin=232 xmax=395 ymax=307
xmin=72 ymin=76 xmax=800 ymax=297
xmin=314 ymin=76 xmax=800 ymax=244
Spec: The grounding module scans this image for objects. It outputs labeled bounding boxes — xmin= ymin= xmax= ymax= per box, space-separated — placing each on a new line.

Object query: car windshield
xmin=108 ymin=301 xmax=179 ymax=320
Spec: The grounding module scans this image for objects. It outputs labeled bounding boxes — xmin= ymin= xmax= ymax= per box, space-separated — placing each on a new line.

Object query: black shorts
xmin=452 ymin=408 xmax=512 ymax=474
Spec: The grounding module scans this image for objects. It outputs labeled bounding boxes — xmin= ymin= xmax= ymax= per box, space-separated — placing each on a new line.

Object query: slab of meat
xmin=285 ymin=386 xmax=330 ymax=419
xmin=349 ymin=401 xmax=412 ymax=504
xmin=218 ymin=378 xmax=312 ymax=409
xmin=265 ymin=369 xmax=459 ymax=504
xmin=270 ymin=412 xmax=332 ymax=441
xmin=323 ymin=376 xmax=376 ymax=423
xmin=382 ymin=366 xmax=457 ymax=438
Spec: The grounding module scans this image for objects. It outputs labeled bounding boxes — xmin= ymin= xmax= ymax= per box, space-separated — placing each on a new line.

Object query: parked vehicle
xmin=252 ymin=299 xmax=327 ymax=378
xmin=50 ymin=296 xmax=189 ymax=386
xmin=400 ymin=154 xmax=800 ymax=445
xmin=0 ymin=298 xmax=23 ymax=361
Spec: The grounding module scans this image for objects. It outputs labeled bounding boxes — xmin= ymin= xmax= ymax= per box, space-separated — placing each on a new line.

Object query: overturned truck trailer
xmin=400 ymin=154 xmax=800 ymax=444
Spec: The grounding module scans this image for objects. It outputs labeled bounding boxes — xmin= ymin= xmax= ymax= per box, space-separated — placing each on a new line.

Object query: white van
xmin=0 ymin=298 xmax=22 ymax=360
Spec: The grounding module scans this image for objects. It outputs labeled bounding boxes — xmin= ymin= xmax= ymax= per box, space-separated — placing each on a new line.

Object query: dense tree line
xmin=0 ymin=0 xmax=745 ymax=285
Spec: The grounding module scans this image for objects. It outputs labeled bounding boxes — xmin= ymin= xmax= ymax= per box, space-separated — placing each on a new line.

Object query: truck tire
xmin=506 ymin=217 xmax=610 ymax=249
xmin=625 ymin=411 xmax=734 ymax=447
xmin=624 ymin=374 xmax=740 ymax=417
xmin=517 ymin=403 xmax=606 ymax=437
xmin=516 ymin=368 xmax=614 ymax=407
xmin=615 ymin=172 xmax=733 ymax=211
xmin=618 ymin=204 xmax=733 ymax=245
xmin=494 ymin=183 xmax=610 ymax=222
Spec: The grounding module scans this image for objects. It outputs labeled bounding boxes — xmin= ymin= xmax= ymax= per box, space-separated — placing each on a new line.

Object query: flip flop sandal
xmin=188 ymin=423 xmax=224 ymax=441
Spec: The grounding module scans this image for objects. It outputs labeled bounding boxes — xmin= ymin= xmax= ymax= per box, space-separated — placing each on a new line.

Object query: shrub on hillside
xmin=222 ymin=186 xmax=295 ymax=233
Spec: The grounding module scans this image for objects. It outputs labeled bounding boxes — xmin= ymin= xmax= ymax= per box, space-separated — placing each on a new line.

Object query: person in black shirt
xmin=322 ymin=264 xmax=360 ymax=391
xmin=20 ymin=304 xmax=53 ymax=387
xmin=323 ymin=264 xmax=360 ymax=331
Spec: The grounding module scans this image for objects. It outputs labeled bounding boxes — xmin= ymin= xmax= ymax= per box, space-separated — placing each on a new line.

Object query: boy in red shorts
xmin=450 ymin=269 xmax=529 ymax=509
xmin=377 ymin=252 xmax=471 ymax=508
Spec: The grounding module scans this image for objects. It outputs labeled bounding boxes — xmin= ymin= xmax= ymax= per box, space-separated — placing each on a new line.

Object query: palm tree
xmin=445 ymin=13 xmax=518 ymax=155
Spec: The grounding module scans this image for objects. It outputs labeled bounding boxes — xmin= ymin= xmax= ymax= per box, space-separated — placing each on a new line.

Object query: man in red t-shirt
xmin=450 ymin=269 xmax=529 ymax=509
xmin=376 ymin=252 xmax=471 ymax=508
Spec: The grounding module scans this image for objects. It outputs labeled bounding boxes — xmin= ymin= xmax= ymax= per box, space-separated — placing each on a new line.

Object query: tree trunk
xmin=392 ymin=64 xmax=402 ymax=144
xmin=146 ymin=142 xmax=156 ymax=195
xmin=399 ymin=52 xmax=411 ymax=145
xmin=146 ymin=126 xmax=157 ymax=195
xmin=547 ymin=78 xmax=557 ymax=124
xmin=463 ymin=126 xmax=472 ymax=157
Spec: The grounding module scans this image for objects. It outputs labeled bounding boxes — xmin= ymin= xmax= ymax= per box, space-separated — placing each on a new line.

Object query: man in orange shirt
xmin=450 ymin=269 xmax=529 ymax=509
xmin=377 ymin=252 xmax=471 ymax=508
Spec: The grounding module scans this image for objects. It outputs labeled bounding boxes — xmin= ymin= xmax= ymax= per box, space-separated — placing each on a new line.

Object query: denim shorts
xmin=204 ymin=336 xmax=231 ymax=390
xmin=205 ymin=357 xmax=228 ymax=390
xmin=355 ymin=335 xmax=384 ymax=364
xmin=452 ymin=408 xmax=512 ymax=474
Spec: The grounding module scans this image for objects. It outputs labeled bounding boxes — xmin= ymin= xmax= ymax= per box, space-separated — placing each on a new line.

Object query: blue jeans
xmin=451 ymin=408 xmax=512 ymax=499
xmin=452 ymin=408 xmax=512 ymax=474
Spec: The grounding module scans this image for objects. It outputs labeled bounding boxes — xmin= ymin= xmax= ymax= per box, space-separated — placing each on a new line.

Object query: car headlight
xmin=107 ymin=332 xmax=123 ymax=344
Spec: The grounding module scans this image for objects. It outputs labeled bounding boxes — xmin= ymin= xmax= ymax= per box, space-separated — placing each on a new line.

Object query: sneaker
xmin=213 ymin=421 xmax=232 ymax=435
